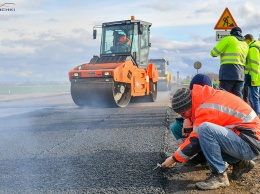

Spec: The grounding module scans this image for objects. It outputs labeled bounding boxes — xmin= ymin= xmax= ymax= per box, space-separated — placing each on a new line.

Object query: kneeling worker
xmin=162 ymin=85 xmax=260 ymax=190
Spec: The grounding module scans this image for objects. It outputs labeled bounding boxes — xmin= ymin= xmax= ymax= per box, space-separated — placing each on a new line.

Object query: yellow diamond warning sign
xmin=214 ymin=7 xmax=237 ymax=30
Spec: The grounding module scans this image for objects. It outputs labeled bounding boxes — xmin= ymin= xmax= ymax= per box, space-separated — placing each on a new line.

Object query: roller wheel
xmin=71 ymin=85 xmax=86 ymax=107
xmin=70 ymin=80 xmax=131 ymax=108
xmin=70 ymin=81 xmax=114 ymax=107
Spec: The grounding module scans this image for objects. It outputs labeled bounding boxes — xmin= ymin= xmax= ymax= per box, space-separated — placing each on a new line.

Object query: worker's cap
xmin=230 ymin=27 xmax=242 ymax=35
xmin=189 ymin=74 xmax=212 ymax=90
xmin=171 ymin=88 xmax=192 ymax=113
xmin=113 ymin=31 xmax=126 ymax=36
xmin=230 ymin=27 xmax=244 ymax=40
xmin=118 ymin=31 xmax=126 ymax=36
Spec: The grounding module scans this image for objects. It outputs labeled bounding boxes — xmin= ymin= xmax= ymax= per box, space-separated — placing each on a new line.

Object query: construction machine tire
xmin=70 ymin=80 xmax=131 ymax=108
xmin=148 ymin=81 xmax=157 ymax=102
xmin=113 ymin=81 xmax=132 ymax=107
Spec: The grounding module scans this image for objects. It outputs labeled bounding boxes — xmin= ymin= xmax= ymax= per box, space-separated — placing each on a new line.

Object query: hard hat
xmin=118 ymin=31 xmax=126 ymax=36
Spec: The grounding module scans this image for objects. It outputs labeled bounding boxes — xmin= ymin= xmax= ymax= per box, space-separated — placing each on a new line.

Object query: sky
xmin=1 ymin=0 xmax=260 ymax=83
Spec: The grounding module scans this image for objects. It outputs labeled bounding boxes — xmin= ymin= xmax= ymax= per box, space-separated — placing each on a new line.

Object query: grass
xmin=0 ymin=84 xmax=70 ymax=95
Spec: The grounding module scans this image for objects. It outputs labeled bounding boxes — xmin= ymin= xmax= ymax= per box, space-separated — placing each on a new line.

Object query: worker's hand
xmin=161 ymin=156 xmax=176 ymax=169
xmin=182 ymin=118 xmax=193 ymax=137
xmin=183 ymin=118 xmax=192 ymax=128
xmin=252 ymin=81 xmax=256 ymax=85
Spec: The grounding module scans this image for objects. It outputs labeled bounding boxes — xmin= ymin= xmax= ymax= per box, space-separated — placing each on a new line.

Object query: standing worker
xmin=210 ymin=27 xmax=248 ymax=98
xmin=244 ymin=34 xmax=260 ymax=117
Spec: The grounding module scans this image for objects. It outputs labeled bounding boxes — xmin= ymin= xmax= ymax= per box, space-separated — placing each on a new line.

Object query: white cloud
xmin=0 ymin=0 xmax=260 ymax=82
xmin=19 ymin=71 xmax=33 ymax=78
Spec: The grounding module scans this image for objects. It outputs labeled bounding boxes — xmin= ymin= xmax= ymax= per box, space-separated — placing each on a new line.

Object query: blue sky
xmin=1 ymin=0 xmax=260 ymax=83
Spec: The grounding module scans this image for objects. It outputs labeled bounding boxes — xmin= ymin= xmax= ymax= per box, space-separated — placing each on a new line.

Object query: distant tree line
xmin=181 ymin=72 xmax=219 ymax=86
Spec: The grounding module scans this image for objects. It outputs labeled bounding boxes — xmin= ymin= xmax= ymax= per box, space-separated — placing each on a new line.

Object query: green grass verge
xmin=0 ymin=84 xmax=70 ymax=95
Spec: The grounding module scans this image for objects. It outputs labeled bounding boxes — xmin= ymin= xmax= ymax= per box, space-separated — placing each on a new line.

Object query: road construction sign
xmin=214 ymin=7 xmax=237 ymax=30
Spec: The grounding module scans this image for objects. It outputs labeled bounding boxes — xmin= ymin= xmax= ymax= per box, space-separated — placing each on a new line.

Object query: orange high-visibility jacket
xmin=174 ymin=84 xmax=260 ymax=162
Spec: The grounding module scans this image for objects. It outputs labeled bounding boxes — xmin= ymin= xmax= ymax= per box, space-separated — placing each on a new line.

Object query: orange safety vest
xmin=174 ymin=84 xmax=260 ymax=162
xmin=118 ymin=35 xmax=130 ymax=45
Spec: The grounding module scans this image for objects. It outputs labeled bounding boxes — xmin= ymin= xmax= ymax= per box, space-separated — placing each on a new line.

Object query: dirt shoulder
xmin=163 ymin=108 xmax=260 ymax=194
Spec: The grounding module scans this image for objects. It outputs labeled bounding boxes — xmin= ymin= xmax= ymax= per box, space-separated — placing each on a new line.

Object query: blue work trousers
xmin=197 ymin=122 xmax=257 ymax=173
xmin=248 ymin=86 xmax=260 ymax=115
xmin=219 ymin=80 xmax=244 ymax=99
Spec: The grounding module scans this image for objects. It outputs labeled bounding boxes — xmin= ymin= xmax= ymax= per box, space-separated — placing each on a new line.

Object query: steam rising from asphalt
xmin=0 ymin=89 xmax=171 ymax=192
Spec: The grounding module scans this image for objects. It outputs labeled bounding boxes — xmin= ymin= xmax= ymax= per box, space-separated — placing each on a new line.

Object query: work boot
xmin=231 ymin=160 xmax=255 ymax=180
xmin=196 ymin=171 xmax=230 ymax=190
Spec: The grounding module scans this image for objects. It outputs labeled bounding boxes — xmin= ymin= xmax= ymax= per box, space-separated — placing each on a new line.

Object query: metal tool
xmin=153 ymin=163 xmax=162 ymax=170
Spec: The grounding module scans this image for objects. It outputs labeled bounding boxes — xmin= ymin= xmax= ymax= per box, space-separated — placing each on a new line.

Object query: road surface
xmin=0 ymin=92 xmax=171 ymax=194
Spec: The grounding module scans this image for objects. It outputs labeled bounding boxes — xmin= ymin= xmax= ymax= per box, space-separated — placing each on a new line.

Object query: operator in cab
xmin=111 ymin=32 xmax=131 ymax=53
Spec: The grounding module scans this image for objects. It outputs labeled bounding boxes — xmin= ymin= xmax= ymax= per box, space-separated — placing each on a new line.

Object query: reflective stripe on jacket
xmin=173 ymin=85 xmax=260 ymax=162
xmin=245 ymin=40 xmax=260 ymax=86
xmin=210 ymin=36 xmax=248 ymax=66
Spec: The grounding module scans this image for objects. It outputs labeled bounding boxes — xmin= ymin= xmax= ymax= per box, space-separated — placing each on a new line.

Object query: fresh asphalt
xmin=0 ymin=92 xmax=173 ymax=193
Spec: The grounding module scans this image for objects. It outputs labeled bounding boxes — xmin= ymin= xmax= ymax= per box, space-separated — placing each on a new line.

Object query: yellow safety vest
xmin=245 ymin=40 xmax=260 ymax=86
xmin=210 ymin=36 xmax=248 ymax=66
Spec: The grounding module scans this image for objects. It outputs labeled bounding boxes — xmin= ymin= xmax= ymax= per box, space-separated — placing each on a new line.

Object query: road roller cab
xmin=68 ymin=16 xmax=158 ymax=107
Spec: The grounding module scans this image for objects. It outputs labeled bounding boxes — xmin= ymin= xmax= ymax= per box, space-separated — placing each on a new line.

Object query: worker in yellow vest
xmin=210 ymin=27 xmax=248 ymax=99
xmin=244 ymin=34 xmax=260 ymax=116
